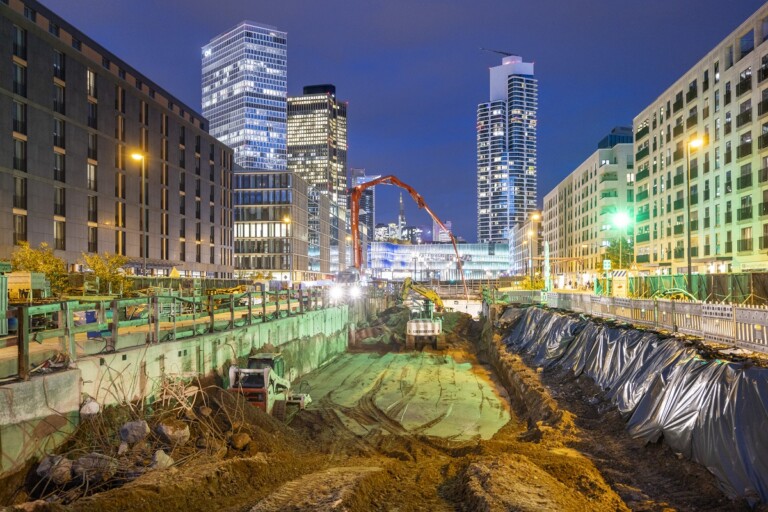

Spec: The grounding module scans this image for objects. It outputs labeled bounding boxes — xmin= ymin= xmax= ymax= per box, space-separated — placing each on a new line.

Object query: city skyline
xmin=41 ymin=0 xmax=767 ymax=241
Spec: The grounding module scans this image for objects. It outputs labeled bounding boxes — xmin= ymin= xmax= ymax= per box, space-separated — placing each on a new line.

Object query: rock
xmin=131 ymin=440 xmax=152 ymax=458
xmin=72 ymin=453 xmax=118 ymax=484
xmin=198 ymin=406 xmax=213 ymax=417
xmin=155 ymin=420 xmax=190 ymax=446
xmin=117 ymin=442 xmax=129 ymax=456
xmin=196 ymin=436 xmax=208 ymax=449
xmin=80 ymin=397 xmax=100 ymax=417
xmin=231 ymin=433 xmax=252 ymax=451
xmin=36 ymin=455 xmax=73 ymax=485
xmin=150 ymin=450 xmax=174 ymax=470
xmin=120 ymin=420 xmax=150 ymax=444
xmin=12 ymin=500 xmax=48 ymax=511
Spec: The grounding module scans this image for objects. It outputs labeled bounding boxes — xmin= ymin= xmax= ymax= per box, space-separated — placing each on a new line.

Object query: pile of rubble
xmin=19 ymin=380 xmax=290 ymax=507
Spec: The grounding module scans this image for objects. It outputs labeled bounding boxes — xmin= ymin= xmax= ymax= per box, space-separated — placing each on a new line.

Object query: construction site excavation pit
xmin=1 ymin=306 xmax=752 ymax=511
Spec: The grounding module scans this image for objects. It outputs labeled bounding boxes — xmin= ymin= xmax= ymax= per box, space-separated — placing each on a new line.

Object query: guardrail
xmin=1 ymin=287 xmax=385 ymax=381
xmin=498 ymin=291 xmax=768 ymax=354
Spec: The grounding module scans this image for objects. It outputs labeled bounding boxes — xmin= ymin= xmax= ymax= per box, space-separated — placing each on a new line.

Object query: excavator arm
xmin=349 ymin=175 xmax=468 ymax=299
xmin=400 ymin=277 xmax=444 ymax=312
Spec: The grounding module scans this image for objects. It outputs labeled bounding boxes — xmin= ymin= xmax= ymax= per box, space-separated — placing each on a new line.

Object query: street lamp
xmin=686 ymin=137 xmax=704 ymax=296
xmin=131 ymin=152 xmax=148 ymax=276
xmin=527 ymin=229 xmax=534 ymax=285
xmin=282 ymin=216 xmax=292 ymax=286
xmin=612 ymin=211 xmax=630 ymax=269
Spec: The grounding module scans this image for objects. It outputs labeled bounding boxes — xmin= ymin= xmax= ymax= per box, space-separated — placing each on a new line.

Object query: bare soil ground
xmin=1 ymin=307 xmax=750 ymax=511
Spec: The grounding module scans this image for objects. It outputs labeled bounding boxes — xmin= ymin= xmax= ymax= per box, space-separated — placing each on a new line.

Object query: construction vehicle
xmin=399 ymin=278 xmax=446 ymax=350
xmin=329 ymin=268 xmax=365 ymax=302
xmin=228 ymin=353 xmax=311 ymax=420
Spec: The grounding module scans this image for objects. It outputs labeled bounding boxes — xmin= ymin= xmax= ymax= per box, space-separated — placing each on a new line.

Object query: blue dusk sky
xmin=41 ymin=0 xmax=766 ymax=241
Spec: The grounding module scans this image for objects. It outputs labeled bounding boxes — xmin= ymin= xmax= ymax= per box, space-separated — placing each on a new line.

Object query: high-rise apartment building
xmin=633 ymin=4 xmax=768 ymax=274
xmin=287 ymin=85 xmax=348 ymax=272
xmin=203 ymin=21 xmax=310 ymax=280
xmin=0 ymin=0 xmax=234 ymax=276
xmin=477 ymin=55 xmax=538 ymax=243
xmin=543 ymin=132 xmax=635 ymax=286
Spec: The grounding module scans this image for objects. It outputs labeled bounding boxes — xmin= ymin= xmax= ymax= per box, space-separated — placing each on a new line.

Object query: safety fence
xmin=1 ymin=287 xmax=386 ymax=382
xmin=499 ymin=290 xmax=768 ymax=354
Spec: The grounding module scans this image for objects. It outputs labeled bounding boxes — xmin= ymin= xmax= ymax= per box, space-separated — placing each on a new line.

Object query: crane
xmin=479 ymin=48 xmax=516 ymax=57
xmin=348 ymin=175 xmax=468 ymax=299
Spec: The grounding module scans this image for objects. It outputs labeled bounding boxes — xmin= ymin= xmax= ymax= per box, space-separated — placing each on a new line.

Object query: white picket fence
xmin=501 ymin=291 xmax=768 ymax=354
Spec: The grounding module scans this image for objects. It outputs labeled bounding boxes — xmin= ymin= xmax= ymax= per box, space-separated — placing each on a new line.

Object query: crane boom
xmin=349 ymin=175 xmax=468 ymax=299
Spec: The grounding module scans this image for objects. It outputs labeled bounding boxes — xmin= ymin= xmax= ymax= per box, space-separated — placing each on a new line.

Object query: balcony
xmin=674 ymin=247 xmax=685 ymax=259
xmin=760 ymin=99 xmax=768 ymax=117
xmin=636 ymin=167 xmax=649 ymax=181
xmin=636 ymin=146 xmax=649 ymax=160
xmin=673 ymin=148 xmax=684 ymax=161
xmin=673 ymin=173 xmax=684 ymax=186
xmin=636 ymin=232 xmax=650 ymax=243
xmin=673 ymin=124 xmax=684 ymax=138
xmin=599 ymin=172 xmax=618 ymax=183
xmin=737 ymin=205 xmax=753 ymax=220
xmin=673 ymin=224 xmax=684 ymax=235
xmin=761 ymin=202 xmax=768 ymax=216
xmin=673 ymin=198 xmax=684 ymax=210
xmin=760 ymin=66 xmax=768 ymax=83
xmin=636 ymin=125 xmax=649 ymax=141
xmin=689 ymin=165 xmax=698 ymax=180
xmin=636 ymin=254 xmax=650 ymax=263
xmin=736 ymin=109 xmax=753 ymax=128
xmin=704 ymin=189 xmax=710 ymax=201
xmin=691 ymin=247 xmax=699 ymax=257
xmin=759 ymin=133 xmax=768 ymax=150
xmin=725 ymin=211 xmax=733 ymax=223
xmin=686 ymin=88 xmax=698 ymax=103
xmin=726 ymin=241 xmax=733 ymax=253
xmin=738 ymin=239 xmax=754 ymax=252
xmin=704 ymin=217 xmax=711 ymax=228
xmin=725 ymin=89 xmax=732 ymax=105
xmin=724 ymin=150 xmax=732 ymax=164
xmin=703 ymin=160 xmax=710 ymax=173
xmin=673 ymin=97 xmax=684 ymax=113
xmin=725 ymin=180 xmax=733 ymax=193
xmin=690 ymin=193 xmax=698 ymax=205
xmin=702 ymin=106 xmax=710 ymax=119
xmin=636 ymin=211 xmax=650 ymax=222
xmin=636 ymin=190 xmax=649 ymax=202
xmin=725 ymin=122 xmax=732 ymax=135
xmin=737 ymin=173 xmax=753 ymax=189
xmin=601 ymin=190 xmax=618 ymax=199
xmin=686 ymin=113 xmax=698 ymax=129
xmin=736 ymin=76 xmax=752 ymax=96
xmin=691 ymin=219 xmax=699 ymax=231
xmin=704 ymin=245 xmax=711 ymax=256
xmin=737 ymin=141 xmax=753 ymax=159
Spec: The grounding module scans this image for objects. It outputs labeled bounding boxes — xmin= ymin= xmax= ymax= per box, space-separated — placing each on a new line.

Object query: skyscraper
xmin=203 ymin=22 xmax=309 ymax=280
xmin=477 ymin=55 xmax=538 ymax=243
xmin=287 ymin=84 xmax=348 ymax=271
xmin=202 ymin=21 xmax=287 ymax=171
xmin=350 ymin=168 xmax=380 ymax=240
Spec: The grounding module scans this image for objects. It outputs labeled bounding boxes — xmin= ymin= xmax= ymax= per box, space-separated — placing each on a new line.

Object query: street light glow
xmin=613 ymin=211 xmax=631 ymax=229
xmin=688 ymin=138 xmax=704 ymax=149
xmin=131 ymin=152 xmax=144 ymax=161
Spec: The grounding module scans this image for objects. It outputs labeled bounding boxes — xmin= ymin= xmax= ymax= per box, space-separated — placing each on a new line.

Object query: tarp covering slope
xmin=502 ymin=306 xmax=768 ymax=504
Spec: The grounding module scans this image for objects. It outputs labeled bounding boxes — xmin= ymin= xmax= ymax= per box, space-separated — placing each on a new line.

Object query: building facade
xmin=477 ymin=55 xmax=538 ymax=243
xmin=203 ymin=21 xmax=311 ymax=280
xmin=287 ymin=84 xmax=348 ymax=272
xmin=350 ymin=168 xmax=379 ymax=241
xmin=633 ymin=4 xmax=768 ymax=274
xmin=369 ymin=242 xmax=509 ymax=281
xmin=1 ymin=0 xmax=234 ymax=276
xmin=543 ymin=136 xmax=635 ymax=287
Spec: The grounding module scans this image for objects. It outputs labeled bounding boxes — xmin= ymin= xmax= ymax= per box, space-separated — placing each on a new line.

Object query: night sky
xmin=42 ymin=0 xmax=767 ymax=242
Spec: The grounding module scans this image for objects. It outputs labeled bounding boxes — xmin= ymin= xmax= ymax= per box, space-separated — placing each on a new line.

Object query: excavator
xmin=399 ymin=277 xmax=447 ymax=350
xmin=228 ymin=353 xmax=311 ymax=421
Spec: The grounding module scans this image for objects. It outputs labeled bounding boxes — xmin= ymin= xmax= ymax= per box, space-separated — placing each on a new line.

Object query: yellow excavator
xmin=399 ymin=278 xmax=446 ymax=350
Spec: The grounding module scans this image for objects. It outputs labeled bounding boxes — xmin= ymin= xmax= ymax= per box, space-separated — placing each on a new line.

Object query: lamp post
xmin=527 ymin=230 xmax=533 ymax=285
xmin=529 ymin=212 xmax=541 ymax=287
xmin=685 ymin=137 xmax=704 ymax=296
xmin=130 ymin=152 xmax=148 ymax=276
xmin=283 ymin=216 xmax=292 ymax=286
xmin=612 ymin=211 xmax=630 ymax=269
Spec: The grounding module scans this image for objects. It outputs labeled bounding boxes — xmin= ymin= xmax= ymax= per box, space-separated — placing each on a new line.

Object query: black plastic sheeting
xmin=500 ymin=306 xmax=768 ymax=505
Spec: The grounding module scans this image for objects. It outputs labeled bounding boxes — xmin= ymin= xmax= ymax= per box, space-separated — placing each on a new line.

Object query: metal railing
xmin=496 ymin=291 xmax=768 ymax=354
xmin=1 ymin=286 xmax=380 ymax=381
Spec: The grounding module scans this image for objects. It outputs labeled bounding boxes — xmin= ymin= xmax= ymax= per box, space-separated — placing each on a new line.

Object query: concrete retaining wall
xmin=0 ymin=302 xmax=369 ymax=477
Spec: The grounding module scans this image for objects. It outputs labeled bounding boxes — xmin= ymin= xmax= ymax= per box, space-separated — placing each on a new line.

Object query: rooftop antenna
xmin=479 ymin=47 xmax=515 ymax=57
